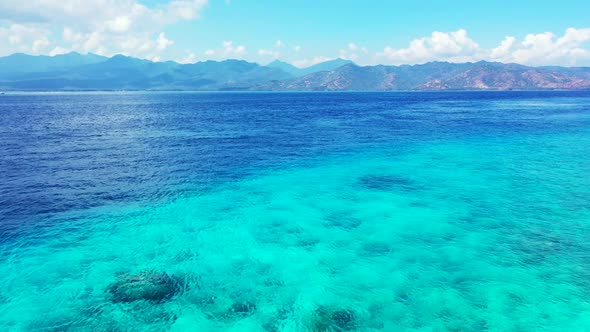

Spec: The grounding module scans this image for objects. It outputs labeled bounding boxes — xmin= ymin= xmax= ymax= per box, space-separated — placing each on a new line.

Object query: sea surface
xmin=0 ymin=91 xmax=589 ymax=331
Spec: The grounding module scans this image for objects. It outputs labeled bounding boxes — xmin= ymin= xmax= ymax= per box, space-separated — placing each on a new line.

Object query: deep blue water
xmin=2 ymin=91 xmax=588 ymax=235
xmin=0 ymin=91 xmax=590 ymax=331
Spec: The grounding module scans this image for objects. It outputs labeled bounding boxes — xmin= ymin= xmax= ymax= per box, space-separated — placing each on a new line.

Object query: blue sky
xmin=0 ymin=0 xmax=589 ymax=67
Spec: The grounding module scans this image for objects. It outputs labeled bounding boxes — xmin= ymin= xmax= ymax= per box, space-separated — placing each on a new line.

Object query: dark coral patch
xmin=324 ymin=213 xmax=363 ymax=231
xmin=107 ymin=271 xmax=182 ymax=303
xmin=512 ymin=229 xmax=579 ymax=264
xmin=230 ymin=301 xmax=257 ymax=316
xmin=331 ymin=309 xmax=356 ymax=330
xmin=297 ymin=237 xmax=321 ymax=248
xmin=357 ymin=174 xmax=419 ymax=192
xmin=361 ymin=242 xmax=391 ymax=256
xmin=311 ymin=306 xmax=357 ymax=331
xmin=208 ymin=300 xmax=260 ymax=322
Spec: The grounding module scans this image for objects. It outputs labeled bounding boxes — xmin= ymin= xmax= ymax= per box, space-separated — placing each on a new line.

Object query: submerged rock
xmin=263 ymin=321 xmax=280 ymax=332
xmin=230 ymin=301 xmax=257 ymax=316
xmin=107 ymin=271 xmax=181 ymax=303
xmin=210 ymin=300 xmax=258 ymax=321
xmin=311 ymin=306 xmax=357 ymax=331
xmin=331 ymin=309 xmax=356 ymax=329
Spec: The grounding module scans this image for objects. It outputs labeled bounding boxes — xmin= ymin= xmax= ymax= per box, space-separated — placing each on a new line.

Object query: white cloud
xmin=156 ymin=32 xmax=174 ymax=51
xmin=376 ymin=28 xmax=590 ymax=66
xmin=292 ymin=56 xmax=333 ymax=68
xmin=377 ymin=29 xmax=480 ymax=64
xmin=106 ymin=16 xmax=132 ymax=33
xmin=204 ymin=41 xmax=247 ymax=59
xmin=180 ymin=51 xmax=197 ymax=64
xmin=32 ymin=37 xmax=50 ymax=54
xmin=490 ymin=28 xmax=590 ymax=66
xmin=166 ymin=0 xmax=208 ymax=21
xmin=558 ymin=28 xmax=590 ymax=48
xmin=49 ymin=46 xmax=69 ymax=56
xmin=56 ymin=28 xmax=172 ymax=57
xmin=490 ymin=36 xmax=516 ymax=59
xmin=0 ymin=0 xmax=208 ymax=28
xmin=338 ymin=42 xmax=367 ymax=62
xmin=257 ymin=40 xmax=292 ymax=59
xmin=0 ymin=24 xmax=51 ymax=55
xmin=0 ymin=0 xmax=208 ymax=58
xmin=258 ymin=49 xmax=280 ymax=58
xmin=2 ymin=5 xmax=590 ymax=69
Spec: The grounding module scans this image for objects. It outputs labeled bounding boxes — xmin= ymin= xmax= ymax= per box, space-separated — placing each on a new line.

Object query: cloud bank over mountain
xmin=0 ymin=1 xmax=589 ymax=66
xmin=374 ymin=28 xmax=590 ymax=67
xmin=0 ymin=0 xmax=208 ymax=60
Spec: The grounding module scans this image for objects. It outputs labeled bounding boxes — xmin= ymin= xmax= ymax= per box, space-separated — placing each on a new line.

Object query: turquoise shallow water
xmin=1 ymin=92 xmax=590 ymax=331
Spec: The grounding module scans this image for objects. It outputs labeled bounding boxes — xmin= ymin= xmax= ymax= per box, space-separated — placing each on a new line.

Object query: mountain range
xmin=1 ymin=52 xmax=589 ymax=91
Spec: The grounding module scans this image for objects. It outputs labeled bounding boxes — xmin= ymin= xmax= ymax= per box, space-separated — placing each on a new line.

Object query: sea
xmin=0 ymin=91 xmax=589 ymax=331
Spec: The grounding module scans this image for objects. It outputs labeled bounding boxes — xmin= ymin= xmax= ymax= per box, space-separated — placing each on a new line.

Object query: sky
xmin=0 ymin=0 xmax=590 ymax=67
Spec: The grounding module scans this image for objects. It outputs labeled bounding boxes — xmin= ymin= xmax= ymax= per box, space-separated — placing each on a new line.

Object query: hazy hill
xmin=0 ymin=54 xmax=293 ymax=90
xmin=266 ymin=60 xmax=302 ymax=76
xmin=266 ymin=58 xmax=354 ymax=77
xmin=259 ymin=61 xmax=590 ymax=91
xmin=0 ymin=53 xmax=589 ymax=91
xmin=0 ymin=52 xmax=106 ymax=75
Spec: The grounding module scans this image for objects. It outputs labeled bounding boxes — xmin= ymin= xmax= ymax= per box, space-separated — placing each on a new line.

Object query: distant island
xmin=1 ymin=52 xmax=589 ymax=91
